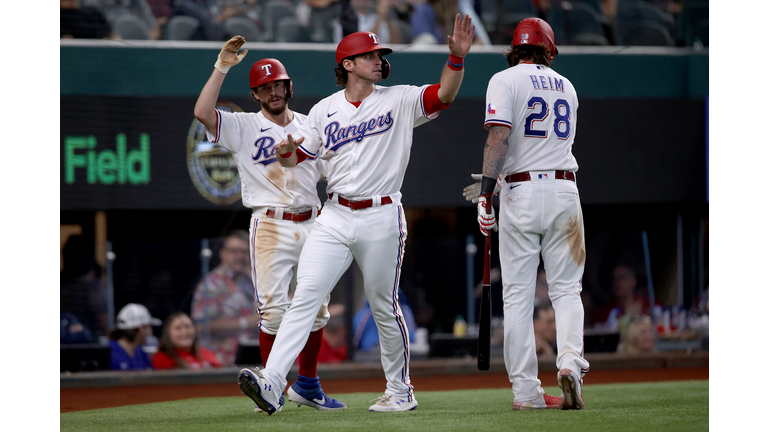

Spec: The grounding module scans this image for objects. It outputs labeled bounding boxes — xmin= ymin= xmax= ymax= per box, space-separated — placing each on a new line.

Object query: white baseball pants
xmin=261 ymin=195 xmax=414 ymax=400
xmin=249 ymin=213 xmax=330 ymax=336
xmin=498 ymin=172 xmax=590 ymax=401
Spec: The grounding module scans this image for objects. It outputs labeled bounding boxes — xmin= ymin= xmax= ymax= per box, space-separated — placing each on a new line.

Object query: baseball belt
xmin=505 ymin=170 xmax=575 ymax=183
xmin=265 ymin=208 xmax=319 ymax=222
xmin=328 ymin=193 xmax=393 ymax=210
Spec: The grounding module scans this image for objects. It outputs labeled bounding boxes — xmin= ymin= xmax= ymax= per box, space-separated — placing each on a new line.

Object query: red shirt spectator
xmin=153 ymin=346 xmax=221 ymax=370
xmin=153 ymin=311 xmax=223 ymax=370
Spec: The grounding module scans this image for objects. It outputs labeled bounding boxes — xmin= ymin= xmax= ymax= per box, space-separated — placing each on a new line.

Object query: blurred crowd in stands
xmin=61 ymin=0 xmax=708 ymax=47
xmin=61 ymin=229 xmax=709 ymax=372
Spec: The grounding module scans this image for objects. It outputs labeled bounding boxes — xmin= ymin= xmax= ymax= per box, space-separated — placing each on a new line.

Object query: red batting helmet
xmin=249 ymin=58 xmax=293 ymax=96
xmin=513 ymin=18 xmax=558 ymax=61
xmin=335 ymin=31 xmax=393 ymax=65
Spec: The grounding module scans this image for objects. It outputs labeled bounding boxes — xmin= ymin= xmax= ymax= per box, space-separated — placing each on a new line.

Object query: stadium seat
xmin=263 ymin=0 xmax=297 ymax=42
xmin=545 ymin=2 xmax=607 ymax=45
xmin=576 ymin=0 xmax=604 ymax=15
xmin=478 ymin=0 xmax=498 ymax=28
xmin=565 ymin=2 xmax=608 ymax=38
xmin=165 ymin=16 xmax=199 ymax=41
xmin=396 ymin=18 xmax=412 ymax=44
xmin=308 ymin=3 xmax=339 ymax=43
xmin=573 ymin=32 xmax=609 ymax=46
xmin=223 ymin=17 xmax=263 ymax=42
xmin=618 ymin=20 xmax=675 ymax=46
xmin=692 ymin=20 xmax=708 ymax=47
xmin=498 ymin=0 xmax=536 ymax=28
xmin=680 ymin=1 xmax=709 ymax=46
xmin=546 ymin=4 xmax=566 ymax=45
xmin=616 ymin=0 xmax=674 ymax=32
xmin=113 ymin=15 xmax=151 ymax=40
xmin=275 ymin=17 xmax=310 ymax=43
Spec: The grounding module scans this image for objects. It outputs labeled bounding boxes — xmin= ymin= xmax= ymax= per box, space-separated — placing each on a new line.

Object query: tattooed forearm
xmin=482 ymin=126 xmax=510 ymax=179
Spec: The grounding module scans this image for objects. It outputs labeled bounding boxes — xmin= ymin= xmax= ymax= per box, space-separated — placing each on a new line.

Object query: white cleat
xmin=368 ymin=394 xmax=418 ymax=412
xmin=558 ymin=368 xmax=585 ymax=410
xmin=237 ymin=368 xmax=283 ymax=415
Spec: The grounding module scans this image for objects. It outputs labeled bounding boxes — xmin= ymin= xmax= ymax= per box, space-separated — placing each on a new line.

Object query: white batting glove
xmin=215 ymin=36 xmax=248 ymax=74
xmin=463 ymin=174 xmax=502 ymax=204
xmin=477 ymin=195 xmax=497 ymax=236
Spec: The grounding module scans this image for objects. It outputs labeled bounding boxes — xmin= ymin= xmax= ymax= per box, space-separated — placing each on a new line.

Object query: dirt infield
xmin=60 ymin=367 xmax=708 ymax=413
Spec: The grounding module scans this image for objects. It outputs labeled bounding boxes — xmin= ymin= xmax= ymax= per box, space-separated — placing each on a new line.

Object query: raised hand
xmin=215 ymin=36 xmax=248 ymax=74
xmin=447 ymin=14 xmax=475 ymax=58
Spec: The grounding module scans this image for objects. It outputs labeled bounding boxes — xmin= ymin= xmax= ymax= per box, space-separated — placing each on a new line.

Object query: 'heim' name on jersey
xmin=530 ymin=75 xmax=565 ymax=93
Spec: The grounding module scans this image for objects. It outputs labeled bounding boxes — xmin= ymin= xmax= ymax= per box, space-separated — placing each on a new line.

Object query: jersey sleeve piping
xmin=210 ymin=109 xmax=223 ymax=143
xmin=483 ymin=119 xmax=512 ymax=131
xmin=298 ymin=144 xmax=317 ymax=160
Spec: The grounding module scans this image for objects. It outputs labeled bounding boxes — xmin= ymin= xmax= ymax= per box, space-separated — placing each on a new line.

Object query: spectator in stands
xmin=60 ymin=234 xmax=109 ymax=340
xmin=453 ymin=0 xmax=487 ymax=45
xmin=60 ymin=311 xmax=94 ymax=344
xmin=153 ymin=312 xmax=222 ymax=369
xmin=410 ymin=0 xmax=456 ymax=44
xmin=213 ymin=0 xmax=261 ymax=27
xmin=191 ymin=230 xmax=260 ymax=366
xmin=299 ymin=0 xmax=354 ymax=42
xmin=391 ymin=0 xmax=415 ymax=24
xmin=161 ymin=0 xmax=231 ymax=41
xmin=146 ymin=0 xmax=174 ymax=33
xmin=618 ymin=315 xmax=656 ymax=355
xmin=533 ymin=302 xmax=557 ymax=357
xmin=593 ymin=264 xmax=654 ymax=330
xmin=318 ymin=313 xmax=348 ymax=363
xmin=109 ymin=303 xmax=162 ymax=371
xmin=232 ymin=0 xmax=263 ymax=29
xmin=333 ymin=0 xmax=402 ymax=44
xmin=353 ymin=290 xmax=417 ymax=351
xmin=61 ymin=0 xmax=113 ymax=39
xmin=82 ymin=0 xmax=164 ymax=40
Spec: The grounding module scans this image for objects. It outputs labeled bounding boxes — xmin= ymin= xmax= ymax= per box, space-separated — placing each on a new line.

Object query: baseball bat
xmin=477 ymin=201 xmax=492 ymax=371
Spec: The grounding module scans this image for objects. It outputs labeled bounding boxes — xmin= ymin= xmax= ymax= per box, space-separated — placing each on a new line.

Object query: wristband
xmin=278 ymin=151 xmax=293 ymax=158
xmin=480 ymin=176 xmax=497 ymax=195
xmin=447 ymin=54 xmax=464 ymax=71
xmin=214 ymin=59 xmax=232 ymax=74
xmin=239 ymin=316 xmax=248 ymax=330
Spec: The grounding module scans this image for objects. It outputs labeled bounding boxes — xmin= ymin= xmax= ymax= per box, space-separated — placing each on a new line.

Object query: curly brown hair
xmin=503 ymin=43 xmax=552 ymax=68
xmin=335 ymin=64 xmax=349 ymax=87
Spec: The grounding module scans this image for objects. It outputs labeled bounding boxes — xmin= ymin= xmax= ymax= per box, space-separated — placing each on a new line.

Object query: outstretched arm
xmin=275 ymin=134 xmax=305 ymax=167
xmin=437 ymin=14 xmax=475 ymax=104
xmin=194 ymin=36 xmax=248 ymax=131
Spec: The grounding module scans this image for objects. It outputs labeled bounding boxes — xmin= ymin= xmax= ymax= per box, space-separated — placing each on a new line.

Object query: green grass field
xmin=61 ymin=380 xmax=708 ymax=432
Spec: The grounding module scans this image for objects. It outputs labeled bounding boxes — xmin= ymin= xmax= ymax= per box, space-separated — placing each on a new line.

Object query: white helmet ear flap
xmin=381 ymin=57 xmax=390 ymax=79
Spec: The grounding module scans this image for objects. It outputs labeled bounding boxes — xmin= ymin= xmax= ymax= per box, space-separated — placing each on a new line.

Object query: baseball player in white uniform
xmin=471 ymin=18 xmax=590 ymax=410
xmin=236 ymin=15 xmax=476 ymax=414
xmin=194 ymin=37 xmax=346 ymax=412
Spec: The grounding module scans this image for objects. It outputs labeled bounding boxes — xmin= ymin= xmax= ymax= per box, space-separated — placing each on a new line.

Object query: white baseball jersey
xmin=295 ymin=85 xmax=439 ymax=199
xmin=204 ymin=108 xmax=330 ymax=336
xmin=259 ymin=84 xmax=443 ymax=403
xmin=206 ymin=109 xmax=323 ymax=213
xmin=484 ymin=62 xmax=579 ymax=174
xmin=482 ymin=62 xmax=590 ymax=403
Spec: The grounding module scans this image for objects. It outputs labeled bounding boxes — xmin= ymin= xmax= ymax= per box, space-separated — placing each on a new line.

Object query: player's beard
xmin=260 ymin=95 xmax=287 ymax=116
